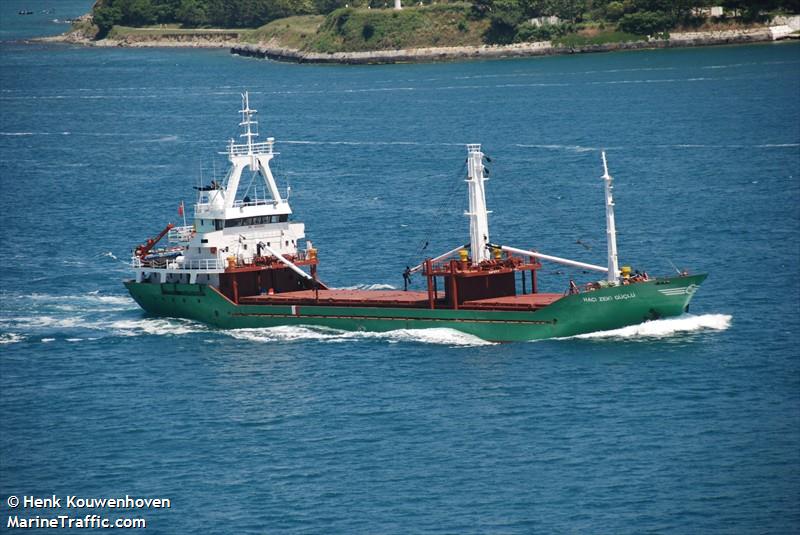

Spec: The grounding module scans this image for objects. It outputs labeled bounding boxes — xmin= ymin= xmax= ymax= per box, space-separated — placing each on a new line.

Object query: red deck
xmin=238 ymin=289 xmax=564 ymax=311
xmin=239 ymin=289 xmax=430 ymax=308
xmin=461 ymin=292 xmax=563 ymax=311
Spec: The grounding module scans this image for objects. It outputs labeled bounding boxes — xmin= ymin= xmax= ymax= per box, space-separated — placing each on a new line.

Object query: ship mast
xmin=240 ymin=91 xmax=258 ymax=167
xmin=602 ymin=151 xmax=620 ymax=284
xmin=465 ymin=144 xmax=491 ymax=265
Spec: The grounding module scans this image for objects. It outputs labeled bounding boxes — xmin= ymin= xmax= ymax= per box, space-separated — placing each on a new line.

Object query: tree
xmin=542 ymin=0 xmax=586 ymax=20
xmin=314 ymin=0 xmax=351 ymax=13
xmin=618 ymin=9 xmax=673 ymax=34
xmin=93 ymin=4 xmax=123 ymax=36
xmin=152 ymin=0 xmax=181 ymax=22
xmin=176 ymin=0 xmax=207 ymax=26
xmin=484 ymin=0 xmax=527 ymax=43
xmin=126 ymin=0 xmax=159 ymax=25
xmin=605 ymin=1 xmax=625 ymax=20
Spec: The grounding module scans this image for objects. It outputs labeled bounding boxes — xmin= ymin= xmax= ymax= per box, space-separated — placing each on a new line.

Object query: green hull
xmin=124 ymin=274 xmax=707 ymax=342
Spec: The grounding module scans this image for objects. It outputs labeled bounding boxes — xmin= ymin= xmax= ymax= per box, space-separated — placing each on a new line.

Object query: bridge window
xmin=224 ymin=214 xmax=290 ymax=228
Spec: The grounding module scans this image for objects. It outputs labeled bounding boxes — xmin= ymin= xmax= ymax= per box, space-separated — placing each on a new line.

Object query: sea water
xmin=1 ymin=2 xmax=798 ymax=532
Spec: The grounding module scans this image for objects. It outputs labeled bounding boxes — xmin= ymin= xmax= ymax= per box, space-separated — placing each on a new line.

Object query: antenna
xmin=239 ymin=91 xmax=258 ymax=155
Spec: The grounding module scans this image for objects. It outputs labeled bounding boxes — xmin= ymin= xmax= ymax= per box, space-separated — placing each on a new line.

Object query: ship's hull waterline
xmin=124 ymin=274 xmax=707 ymax=342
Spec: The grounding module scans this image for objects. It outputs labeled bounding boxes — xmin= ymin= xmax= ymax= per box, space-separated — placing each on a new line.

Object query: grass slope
xmin=313 ymin=5 xmax=487 ymax=52
xmin=247 ymin=15 xmax=326 ymax=47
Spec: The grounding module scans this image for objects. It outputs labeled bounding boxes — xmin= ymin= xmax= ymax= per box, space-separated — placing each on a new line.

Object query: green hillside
xmin=84 ymin=0 xmax=800 ymax=50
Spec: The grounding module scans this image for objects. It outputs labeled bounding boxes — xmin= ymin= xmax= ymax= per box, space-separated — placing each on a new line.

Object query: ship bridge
xmin=194 ymin=94 xmax=292 ymax=224
xmin=132 ymin=92 xmax=308 ymax=285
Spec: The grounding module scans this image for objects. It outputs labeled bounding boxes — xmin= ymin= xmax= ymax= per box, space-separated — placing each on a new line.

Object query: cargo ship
xmin=124 ymin=93 xmax=706 ymax=342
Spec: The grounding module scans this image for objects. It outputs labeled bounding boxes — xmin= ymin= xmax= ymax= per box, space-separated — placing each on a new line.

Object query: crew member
xmin=403 ymin=266 xmax=412 ymax=291
xmin=569 ymin=280 xmax=579 ymax=294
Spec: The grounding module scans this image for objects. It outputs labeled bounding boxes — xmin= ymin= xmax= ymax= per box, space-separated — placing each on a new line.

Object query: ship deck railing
xmin=168 ymin=225 xmax=195 ymax=244
xmin=232 ymin=198 xmax=279 ymax=209
xmin=226 ymin=140 xmax=274 ymax=157
xmin=132 ymin=257 xmax=225 ymax=271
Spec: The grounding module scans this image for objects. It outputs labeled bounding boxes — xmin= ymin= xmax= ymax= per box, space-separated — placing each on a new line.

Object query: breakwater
xmin=231 ymin=27 xmax=783 ymax=65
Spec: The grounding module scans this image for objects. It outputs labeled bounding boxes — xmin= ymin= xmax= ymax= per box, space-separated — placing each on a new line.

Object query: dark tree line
xmin=473 ymin=0 xmax=799 ymax=43
xmin=93 ymin=0 xmax=339 ymax=34
xmin=92 ymin=0 xmax=455 ymax=33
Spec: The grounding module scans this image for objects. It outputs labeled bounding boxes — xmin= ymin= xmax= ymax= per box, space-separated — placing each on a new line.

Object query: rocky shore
xmin=231 ymin=25 xmax=799 ymax=65
xmin=39 ymin=30 xmax=240 ymax=48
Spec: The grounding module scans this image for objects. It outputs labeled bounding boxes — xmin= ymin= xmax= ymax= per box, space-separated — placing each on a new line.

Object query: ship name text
xmin=582 ymin=292 xmax=637 ymax=303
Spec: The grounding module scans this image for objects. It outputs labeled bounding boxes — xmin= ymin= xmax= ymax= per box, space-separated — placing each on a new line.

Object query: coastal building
xmin=692 ymin=6 xmax=725 ymax=17
xmin=529 ymin=16 xmax=561 ymax=27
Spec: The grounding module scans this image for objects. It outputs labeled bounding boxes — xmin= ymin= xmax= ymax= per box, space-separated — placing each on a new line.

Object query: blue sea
xmin=1 ymin=1 xmax=799 ymax=532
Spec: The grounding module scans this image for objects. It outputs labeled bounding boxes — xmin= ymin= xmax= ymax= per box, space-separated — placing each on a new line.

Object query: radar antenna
xmin=239 ymin=91 xmax=258 ymax=155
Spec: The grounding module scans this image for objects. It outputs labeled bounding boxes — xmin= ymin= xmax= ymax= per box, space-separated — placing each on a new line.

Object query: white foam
xmin=227 ymin=325 xmax=342 ymax=343
xmin=339 ymin=328 xmax=494 ymax=346
xmin=756 ymin=143 xmax=799 ymax=148
xmin=227 ymin=325 xmax=493 ymax=346
xmin=701 ymin=62 xmax=748 ymax=69
xmin=514 ymin=143 xmax=599 ymax=152
xmin=145 ymin=135 xmax=178 ymax=143
xmin=26 ymin=292 xmax=135 ymax=309
xmin=109 ymin=318 xmax=207 ymax=337
xmin=0 ymin=333 xmax=24 ymax=345
xmin=588 ymin=77 xmax=713 ymax=85
xmin=280 ymin=140 xmax=463 ymax=147
xmin=567 ymin=314 xmax=732 ymax=340
xmin=10 ymin=315 xmax=83 ymax=329
xmin=342 ymin=86 xmax=416 ymax=93
xmin=41 ymin=338 xmax=55 ymax=343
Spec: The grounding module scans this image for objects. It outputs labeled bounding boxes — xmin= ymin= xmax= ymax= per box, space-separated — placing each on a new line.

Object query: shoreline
xmin=231 ymin=28 xmax=789 ymax=64
xmin=37 ymin=18 xmax=800 ymax=64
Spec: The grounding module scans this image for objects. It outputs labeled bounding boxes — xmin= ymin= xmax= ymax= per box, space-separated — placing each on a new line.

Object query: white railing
xmin=180 ymin=258 xmax=225 ymax=270
xmin=132 ymin=257 xmax=225 ymax=271
xmin=168 ymin=226 xmax=195 ymax=244
xmin=227 ymin=139 xmax=274 ymax=157
xmin=232 ymin=198 xmax=277 ymax=208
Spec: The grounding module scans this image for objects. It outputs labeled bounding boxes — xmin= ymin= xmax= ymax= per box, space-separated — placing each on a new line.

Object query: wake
xmin=566 ymin=314 xmax=731 ymax=340
xmin=227 ymin=325 xmax=493 ymax=347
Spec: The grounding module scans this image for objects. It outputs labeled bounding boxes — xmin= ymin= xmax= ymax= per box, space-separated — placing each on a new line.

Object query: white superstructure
xmin=133 ymin=92 xmax=306 ymax=285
